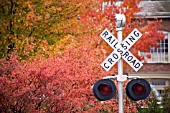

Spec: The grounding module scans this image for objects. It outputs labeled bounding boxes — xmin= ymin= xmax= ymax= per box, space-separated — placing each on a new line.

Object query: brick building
xmin=129 ymin=1 xmax=170 ymax=95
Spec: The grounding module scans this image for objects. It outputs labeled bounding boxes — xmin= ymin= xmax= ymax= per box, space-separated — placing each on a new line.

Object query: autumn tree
xmin=0 ymin=0 xmax=94 ymax=59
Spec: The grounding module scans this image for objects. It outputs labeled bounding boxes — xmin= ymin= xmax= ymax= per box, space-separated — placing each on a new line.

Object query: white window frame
xmin=139 ymin=31 xmax=170 ymax=63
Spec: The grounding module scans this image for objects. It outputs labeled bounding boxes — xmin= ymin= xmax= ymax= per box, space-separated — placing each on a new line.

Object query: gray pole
xmin=117 ymin=27 xmax=124 ymax=113
xmin=115 ymin=14 xmax=126 ymax=113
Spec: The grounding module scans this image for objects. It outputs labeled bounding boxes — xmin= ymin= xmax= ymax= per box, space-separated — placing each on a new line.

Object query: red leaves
xmin=0 ymin=44 xmax=109 ymax=112
xmin=146 ymin=54 xmax=151 ymax=59
xmin=138 ymin=20 xmax=165 ymax=53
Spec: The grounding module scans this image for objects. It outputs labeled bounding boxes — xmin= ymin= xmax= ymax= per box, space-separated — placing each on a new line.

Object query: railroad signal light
xmin=126 ymin=78 xmax=151 ymax=101
xmin=92 ymin=78 xmax=151 ymax=101
xmin=92 ymin=79 xmax=116 ymax=101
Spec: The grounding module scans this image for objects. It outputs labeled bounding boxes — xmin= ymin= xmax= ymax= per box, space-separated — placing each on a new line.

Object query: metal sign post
xmin=116 ymin=14 xmax=126 ymax=113
xmin=117 ymin=27 xmax=124 ymax=113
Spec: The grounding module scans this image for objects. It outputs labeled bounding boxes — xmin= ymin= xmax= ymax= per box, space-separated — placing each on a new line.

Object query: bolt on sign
xmin=100 ymin=28 xmax=143 ymax=72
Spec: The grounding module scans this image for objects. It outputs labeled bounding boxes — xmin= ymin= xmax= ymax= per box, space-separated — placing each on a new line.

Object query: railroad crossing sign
xmin=100 ymin=28 xmax=143 ymax=72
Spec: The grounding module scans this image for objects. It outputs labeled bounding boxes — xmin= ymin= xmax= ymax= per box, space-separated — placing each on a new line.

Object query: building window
xmin=158 ymin=90 xmax=165 ymax=95
xmin=151 ymin=80 xmax=166 ymax=86
xmin=140 ymin=31 xmax=170 ymax=63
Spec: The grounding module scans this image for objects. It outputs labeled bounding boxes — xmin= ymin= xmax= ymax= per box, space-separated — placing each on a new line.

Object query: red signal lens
xmin=132 ymin=83 xmax=146 ymax=95
xmin=98 ymin=84 xmax=112 ymax=96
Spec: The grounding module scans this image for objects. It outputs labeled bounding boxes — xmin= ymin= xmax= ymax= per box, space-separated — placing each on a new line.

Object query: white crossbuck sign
xmin=100 ymin=28 xmax=143 ymax=72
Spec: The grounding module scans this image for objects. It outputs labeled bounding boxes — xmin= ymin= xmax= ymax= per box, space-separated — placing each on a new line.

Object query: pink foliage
xmin=0 ymin=44 xmax=125 ymax=112
xmin=0 ymin=44 xmax=137 ymax=112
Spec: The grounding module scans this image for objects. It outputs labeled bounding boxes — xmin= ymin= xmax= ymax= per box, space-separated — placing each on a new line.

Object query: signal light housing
xmin=126 ymin=78 xmax=151 ymax=101
xmin=92 ymin=79 xmax=116 ymax=101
